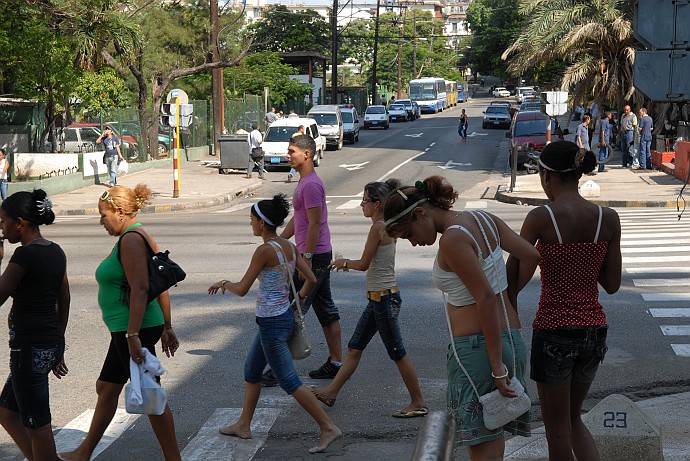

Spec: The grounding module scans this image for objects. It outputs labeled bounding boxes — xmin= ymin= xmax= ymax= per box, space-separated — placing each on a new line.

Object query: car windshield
xmin=264 ymin=126 xmax=299 ymax=142
xmin=366 ymin=106 xmax=386 ymax=114
xmin=486 ymin=107 xmax=509 ymax=114
xmin=397 ymin=100 xmax=412 ymax=107
xmin=311 ymin=114 xmax=338 ymax=125
xmin=341 ymin=112 xmax=354 ymax=123
xmin=514 ymin=119 xmax=548 ymax=137
xmin=390 ymin=105 xmax=404 ymax=111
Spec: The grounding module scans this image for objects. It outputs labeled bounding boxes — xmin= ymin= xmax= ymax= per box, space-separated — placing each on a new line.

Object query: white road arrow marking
xmin=467 ymin=132 xmax=488 ymax=137
xmin=438 ymin=160 xmax=472 ymax=169
xmin=405 ymin=133 xmax=424 ymax=138
xmin=338 ymin=161 xmax=370 ymax=171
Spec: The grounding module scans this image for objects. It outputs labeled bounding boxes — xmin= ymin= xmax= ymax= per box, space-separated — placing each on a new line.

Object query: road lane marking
xmin=376 ymin=151 xmax=426 ymax=182
xmin=626 ymin=267 xmax=690 ymax=274
xmin=181 ymin=408 xmax=280 ymax=461
xmin=336 ymin=200 xmax=362 ymax=210
xmin=642 ymin=293 xmax=690 ymax=302
xmin=621 ymin=232 xmax=690 ymax=239
xmin=671 ymin=344 xmax=690 ymax=356
xmin=622 ymin=246 xmax=690 ymax=254
xmin=464 ymin=201 xmax=487 ymax=209
xmin=621 ymin=238 xmax=690 ymax=245
xmin=660 ymin=325 xmax=690 ymax=335
xmin=50 ymin=409 xmax=140 ymax=460
xmin=215 ymin=203 xmax=254 ymax=213
xmin=650 ymin=308 xmax=690 ymax=317
xmin=623 ymin=255 xmax=690 ymax=264
xmin=635 ymin=279 xmax=690 ymax=287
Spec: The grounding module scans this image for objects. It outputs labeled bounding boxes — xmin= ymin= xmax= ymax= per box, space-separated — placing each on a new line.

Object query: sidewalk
xmin=496 ymin=156 xmax=686 ymax=208
xmin=49 ymin=155 xmax=264 ymax=215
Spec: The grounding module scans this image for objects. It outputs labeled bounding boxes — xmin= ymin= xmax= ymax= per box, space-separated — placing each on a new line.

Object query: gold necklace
xmin=444 ymin=212 xmax=462 ymax=228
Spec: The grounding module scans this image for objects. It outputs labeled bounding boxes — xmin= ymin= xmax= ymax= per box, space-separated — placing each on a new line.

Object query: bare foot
xmin=398 ymin=401 xmax=428 ymax=414
xmin=57 ymin=450 xmax=90 ymax=461
xmin=310 ymin=387 xmax=336 ymax=407
xmin=219 ymin=423 xmax=252 ymax=439
xmin=309 ymin=426 xmax=342 ymax=453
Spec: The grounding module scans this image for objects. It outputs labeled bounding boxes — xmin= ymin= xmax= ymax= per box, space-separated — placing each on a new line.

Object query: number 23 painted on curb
xmin=603 ymin=411 xmax=628 ymax=428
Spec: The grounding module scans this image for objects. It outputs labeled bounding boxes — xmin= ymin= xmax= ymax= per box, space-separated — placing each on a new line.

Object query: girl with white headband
xmin=208 ymin=193 xmax=342 ymax=454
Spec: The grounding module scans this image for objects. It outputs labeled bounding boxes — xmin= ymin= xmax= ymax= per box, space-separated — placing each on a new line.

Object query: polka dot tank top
xmin=533 ymin=204 xmax=608 ymax=330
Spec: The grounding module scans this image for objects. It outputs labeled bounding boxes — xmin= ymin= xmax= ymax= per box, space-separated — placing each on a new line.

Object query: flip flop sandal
xmin=392 ymin=406 xmax=429 ymax=418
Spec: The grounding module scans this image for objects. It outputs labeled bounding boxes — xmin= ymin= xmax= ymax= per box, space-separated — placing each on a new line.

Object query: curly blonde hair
xmin=101 ymin=184 xmax=153 ymax=216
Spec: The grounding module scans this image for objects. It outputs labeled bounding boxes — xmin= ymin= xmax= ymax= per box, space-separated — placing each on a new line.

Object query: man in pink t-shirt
xmin=280 ymin=134 xmax=342 ymax=380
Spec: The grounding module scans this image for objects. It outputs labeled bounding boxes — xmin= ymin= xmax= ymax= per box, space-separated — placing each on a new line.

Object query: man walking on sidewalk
xmin=638 ymin=108 xmax=654 ymax=170
xmin=576 ymin=114 xmax=591 ymax=150
xmin=246 ymin=123 xmax=265 ymax=179
xmin=281 ymin=134 xmax=343 ymax=380
xmin=598 ymin=112 xmax=613 ymax=172
xmin=620 ymin=105 xmax=637 ymax=168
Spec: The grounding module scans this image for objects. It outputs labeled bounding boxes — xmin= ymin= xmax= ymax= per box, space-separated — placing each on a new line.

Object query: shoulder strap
xmin=446 ymin=224 xmax=482 ymax=258
xmin=117 ymin=230 xmax=154 ymax=262
xmin=543 ymin=205 xmax=563 ymax=244
xmin=594 ymin=206 xmax=603 ymax=242
xmin=267 ymin=240 xmax=304 ymax=322
xmin=474 ymin=210 xmax=500 ymax=247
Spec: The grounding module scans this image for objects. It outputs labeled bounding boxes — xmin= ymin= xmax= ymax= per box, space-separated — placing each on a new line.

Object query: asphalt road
xmin=0 ymin=98 xmax=688 ymax=460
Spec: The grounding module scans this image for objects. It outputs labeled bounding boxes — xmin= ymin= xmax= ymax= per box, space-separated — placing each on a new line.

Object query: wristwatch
xmin=304 ymin=252 xmax=313 ymax=260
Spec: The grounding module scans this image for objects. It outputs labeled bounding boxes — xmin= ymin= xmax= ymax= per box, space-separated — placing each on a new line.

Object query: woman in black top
xmin=0 ymin=190 xmax=70 ymax=461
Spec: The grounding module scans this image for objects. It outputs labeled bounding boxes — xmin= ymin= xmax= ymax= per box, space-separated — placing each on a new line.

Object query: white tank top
xmin=0 ymin=159 xmax=7 ymax=180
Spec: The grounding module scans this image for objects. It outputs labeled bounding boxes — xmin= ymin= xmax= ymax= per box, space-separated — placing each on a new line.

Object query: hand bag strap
xmin=117 ymin=229 xmax=154 ymax=262
xmin=267 ymin=240 xmax=305 ymax=323
xmin=442 ymin=210 xmax=517 ymax=400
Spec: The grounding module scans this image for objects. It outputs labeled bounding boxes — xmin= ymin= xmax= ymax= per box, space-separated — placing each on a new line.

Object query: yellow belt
xmin=365 ymin=286 xmax=399 ymax=301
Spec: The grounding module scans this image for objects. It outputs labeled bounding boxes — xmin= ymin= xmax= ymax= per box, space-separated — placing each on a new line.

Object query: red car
xmin=506 ymin=111 xmax=566 ymax=168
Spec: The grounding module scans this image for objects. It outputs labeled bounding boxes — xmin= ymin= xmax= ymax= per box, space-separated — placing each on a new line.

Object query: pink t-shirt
xmin=293 ymin=172 xmax=332 ymax=254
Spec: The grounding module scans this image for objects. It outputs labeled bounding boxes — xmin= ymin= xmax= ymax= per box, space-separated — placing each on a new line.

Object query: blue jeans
xmin=106 ymin=154 xmax=118 ymax=186
xmin=640 ymin=139 xmax=652 ymax=169
xmin=348 ymin=291 xmax=405 ymax=361
xmin=244 ymin=309 xmax=301 ymax=394
xmin=458 ymin=125 xmax=467 ymax=139
xmin=598 ymin=145 xmax=608 ymax=172
xmin=621 ymin=131 xmax=634 ymax=167
xmin=0 ymin=179 xmax=7 ymax=201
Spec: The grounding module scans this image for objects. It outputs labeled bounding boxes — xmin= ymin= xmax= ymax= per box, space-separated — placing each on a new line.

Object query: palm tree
xmin=502 ymin=0 xmax=642 ymax=112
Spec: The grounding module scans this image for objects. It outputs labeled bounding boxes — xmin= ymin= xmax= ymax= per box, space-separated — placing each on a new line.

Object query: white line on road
xmin=376 ymin=151 xmax=426 ymax=182
xmin=181 ymin=408 xmax=280 ymax=461
xmin=626 ymin=267 xmax=690 ymax=274
xmin=48 ymin=409 xmax=140 ymax=461
xmin=621 ymin=238 xmax=690 ymax=246
xmin=623 ymin=255 xmax=690 ymax=264
xmin=336 ymin=199 xmax=362 ymax=210
xmin=620 ymin=222 xmax=687 ymax=228
xmin=622 ymin=246 xmax=690 ymax=254
xmin=634 ymin=279 xmax=690 ymax=287
xmin=661 ymin=325 xmax=690 ymax=336
xmin=621 ymin=232 xmax=690 ymax=239
xmin=650 ymin=308 xmax=690 ymax=318
xmin=671 ymin=344 xmax=690 ymax=357
xmin=215 ymin=203 xmax=254 ymax=214
xmin=643 ymin=293 xmax=690 ymax=302
xmin=464 ymin=201 xmax=487 ymax=209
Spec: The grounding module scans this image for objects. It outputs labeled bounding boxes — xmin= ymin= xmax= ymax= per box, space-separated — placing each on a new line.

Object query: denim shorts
xmin=293 ymin=251 xmax=340 ymax=327
xmin=530 ymin=326 xmax=608 ymax=385
xmin=245 ymin=309 xmax=302 ymax=394
xmin=0 ymin=341 xmax=64 ymax=428
xmin=98 ymin=325 xmax=163 ymax=385
xmin=348 ymin=291 xmax=406 ymax=361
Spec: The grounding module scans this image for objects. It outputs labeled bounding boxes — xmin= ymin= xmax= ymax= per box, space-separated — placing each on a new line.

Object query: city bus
xmin=408 ymin=77 xmax=447 ymax=113
xmin=457 ymin=82 xmax=466 ymax=103
xmin=445 ymin=80 xmax=457 ymax=107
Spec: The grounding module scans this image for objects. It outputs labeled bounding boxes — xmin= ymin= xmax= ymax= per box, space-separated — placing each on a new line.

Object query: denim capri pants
xmin=245 ymin=308 xmax=302 ymax=394
xmin=348 ymin=290 xmax=406 ymax=361
xmin=446 ymin=329 xmax=531 ymax=446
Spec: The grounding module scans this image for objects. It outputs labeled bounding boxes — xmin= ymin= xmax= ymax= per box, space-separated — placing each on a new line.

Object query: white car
xmin=516 ymin=86 xmax=536 ymax=103
xmin=261 ymin=117 xmax=325 ymax=167
xmin=387 ymin=104 xmax=409 ymax=122
xmin=363 ymin=105 xmax=390 ymax=129
xmin=492 ymin=87 xmax=511 ymax=98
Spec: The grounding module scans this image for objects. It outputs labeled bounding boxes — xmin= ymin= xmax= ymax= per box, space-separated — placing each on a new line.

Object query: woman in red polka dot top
xmin=507 ymin=140 xmax=621 ymax=461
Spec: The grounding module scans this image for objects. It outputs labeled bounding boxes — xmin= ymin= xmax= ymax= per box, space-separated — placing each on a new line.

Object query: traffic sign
xmin=540 ymin=91 xmax=568 ymax=116
xmin=634 ymin=50 xmax=690 ymax=102
xmin=635 ymin=0 xmax=690 ymax=50
xmin=166 ymin=88 xmax=189 ymax=104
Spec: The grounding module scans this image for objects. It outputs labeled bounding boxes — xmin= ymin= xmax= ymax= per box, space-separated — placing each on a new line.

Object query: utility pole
xmin=371 ymin=0 xmax=381 ymax=106
xmin=210 ymin=0 xmax=223 ymax=155
xmin=412 ymin=9 xmax=417 ymax=78
xmin=330 ymin=0 xmax=338 ymax=104
xmin=397 ymin=21 xmax=403 ymax=98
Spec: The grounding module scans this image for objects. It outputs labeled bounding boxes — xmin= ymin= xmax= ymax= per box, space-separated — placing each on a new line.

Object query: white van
xmin=261 ymin=117 xmax=326 ymax=167
xmin=307 ymin=105 xmax=344 ymax=150
xmin=338 ymin=105 xmax=360 ymax=143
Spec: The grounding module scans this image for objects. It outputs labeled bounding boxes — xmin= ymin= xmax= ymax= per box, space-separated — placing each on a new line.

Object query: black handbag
xmin=103 ymin=153 xmax=107 ymax=164
xmin=251 ymin=147 xmax=264 ymax=159
xmin=117 ymin=230 xmax=186 ymax=305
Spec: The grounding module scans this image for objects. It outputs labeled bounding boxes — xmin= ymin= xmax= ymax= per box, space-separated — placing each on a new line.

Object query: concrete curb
xmin=495 ymin=189 xmax=681 ymax=208
xmin=53 ymin=183 xmax=263 ymax=216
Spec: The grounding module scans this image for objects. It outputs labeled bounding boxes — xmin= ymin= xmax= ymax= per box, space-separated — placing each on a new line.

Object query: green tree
xmin=250 ymin=5 xmax=330 ymax=54
xmin=72 ymin=68 xmax=131 ymax=116
xmin=501 ymin=0 xmax=640 ymax=110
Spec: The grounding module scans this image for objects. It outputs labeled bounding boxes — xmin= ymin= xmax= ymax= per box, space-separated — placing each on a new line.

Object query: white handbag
xmin=444 ymin=211 xmax=531 ymax=431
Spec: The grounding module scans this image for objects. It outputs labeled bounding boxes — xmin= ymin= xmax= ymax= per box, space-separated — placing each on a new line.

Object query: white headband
xmin=253 ymin=203 xmax=275 ymax=226
xmin=384 ymin=198 xmax=427 ymax=226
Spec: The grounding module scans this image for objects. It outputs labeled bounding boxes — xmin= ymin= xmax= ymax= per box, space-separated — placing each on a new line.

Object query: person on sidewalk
xmin=96 ymin=127 xmax=125 ymax=188
xmin=638 ymin=108 xmax=654 ymax=170
xmin=384 ymin=176 xmax=539 ymax=459
xmin=0 ymin=148 xmax=9 ymax=201
xmin=280 ymin=134 xmax=343 ymax=380
xmin=619 ymin=105 xmax=637 ymax=168
xmin=311 ymin=180 xmax=427 ymax=419
xmin=246 ymin=123 xmax=266 ymax=180
xmin=59 ymin=185 xmax=181 ymax=461
xmin=287 ymin=125 xmax=306 ymax=183
xmin=265 ymin=107 xmax=278 ymax=126
xmin=207 ymin=194 xmax=341 ymax=454
xmin=575 ymin=115 xmax=591 ymax=151
xmin=507 ymin=141 xmax=621 ymax=461
xmin=0 ymin=190 xmax=70 ymax=461
xmin=458 ymin=109 xmax=468 ymax=142
xmin=598 ymin=112 xmax=613 ymax=172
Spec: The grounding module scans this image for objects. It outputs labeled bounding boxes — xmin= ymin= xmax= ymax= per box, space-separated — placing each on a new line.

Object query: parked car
xmin=491 ymin=100 xmax=518 ymax=118
xmin=307 ymin=105 xmax=344 ymax=150
xmin=492 ymin=87 xmax=511 ymax=98
xmin=506 ymin=111 xmax=568 ymax=167
xmin=388 ymin=104 xmax=409 ymax=122
xmin=363 ymin=105 xmax=389 ymax=129
xmin=516 ymin=87 xmax=536 ymax=103
xmin=519 ymin=101 xmax=542 ymax=112
xmin=60 ymin=124 xmax=139 ymax=159
xmin=262 ymin=117 xmax=325 ymax=167
xmin=482 ymin=105 xmax=512 ymax=129
xmin=337 ymin=105 xmax=360 ymax=143
xmin=393 ymin=99 xmax=419 ymax=121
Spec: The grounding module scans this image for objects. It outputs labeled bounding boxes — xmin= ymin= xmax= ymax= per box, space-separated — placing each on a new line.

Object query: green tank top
xmin=95 ymin=223 xmax=164 ymax=332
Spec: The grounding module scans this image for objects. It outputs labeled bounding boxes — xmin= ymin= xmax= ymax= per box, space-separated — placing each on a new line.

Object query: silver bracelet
xmin=491 ymin=364 xmax=509 ymax=379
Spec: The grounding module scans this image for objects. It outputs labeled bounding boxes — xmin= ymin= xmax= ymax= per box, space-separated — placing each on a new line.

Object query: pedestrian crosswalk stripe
xmin=464 ymin=201 xmax=487 ymax=209
xmin=634 ymin=278 xmax=690 ymax=287
xmin=620 ymin=223 xmax=687 ymax=229
xmin=621 ymin=232 xmax=690 ymax=239
xmin=621 ymin=238 xmax=690 ymax=246
xmin=49 ymin=409 xmax=140 ymax=461
xmin=660 ymin=325 xmax=690 ymax=335
xmin=671 ymin=345 xmax=690 ymax=357
xmin=622 ymin=246 xmax=690 ymax=254
xmin=620 ymin=218 xmax=685 ymax=224
xmin=215 ymin=203 xmax=254 ymax=213
xmin=623 ymin=255 xmax=690 ymax=264
xmin=642 ymin=293 xmax=690 ymax=302
xmin=336 ymin=200 xmax=362 ymax=210
xmin=180 ymin=408 xmax=280 ymax=461
xmin=627 ymin=267 xmax=690 ymax=274
xmin=649 ymin=308 xmax=690 ymax=318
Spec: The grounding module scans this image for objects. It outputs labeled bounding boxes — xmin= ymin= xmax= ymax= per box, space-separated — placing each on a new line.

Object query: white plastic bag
xmin=125 ymin=360 xmax=167 ymax=415
xmin=117 ymin=159 xmax=129 ymax=175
